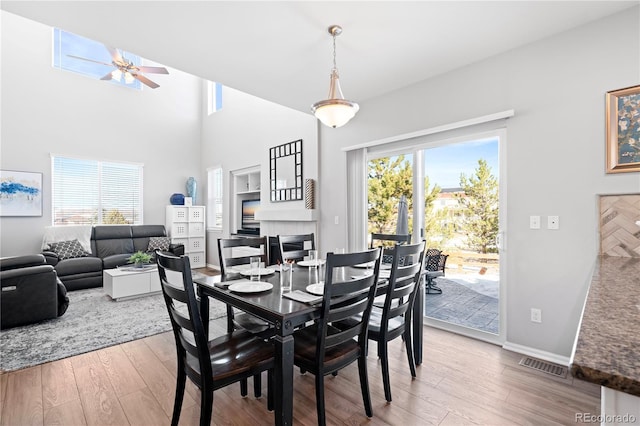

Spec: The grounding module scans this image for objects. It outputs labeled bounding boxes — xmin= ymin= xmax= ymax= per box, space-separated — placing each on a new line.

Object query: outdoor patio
xmin=424 ymin=273 xmax=499 ymax=334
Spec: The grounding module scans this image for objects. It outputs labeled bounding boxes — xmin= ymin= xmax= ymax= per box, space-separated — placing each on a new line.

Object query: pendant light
xmin=311 ymin=25 xmax=359 ymax=128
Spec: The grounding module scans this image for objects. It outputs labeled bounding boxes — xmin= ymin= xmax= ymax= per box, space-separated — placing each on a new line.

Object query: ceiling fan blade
xmin=136 ymin=66 xmax=169 ymax=74
xmin=66 ymin=54 xmax=113 ymax=67
xmin=105 ymin=46 xmax=124 ymax=63
xmin=133 ymin=73 xmax=160 ymax=89
xmin=100 ymin=72 xmax=113 ymax=81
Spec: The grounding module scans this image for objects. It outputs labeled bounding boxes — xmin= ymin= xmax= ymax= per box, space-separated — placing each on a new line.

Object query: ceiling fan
xmin=67 ymin=46 xmax=168 ymax=89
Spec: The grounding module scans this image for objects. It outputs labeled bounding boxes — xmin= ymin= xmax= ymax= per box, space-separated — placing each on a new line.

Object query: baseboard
xmin=502 ymin=341 xmax=571 ymax=366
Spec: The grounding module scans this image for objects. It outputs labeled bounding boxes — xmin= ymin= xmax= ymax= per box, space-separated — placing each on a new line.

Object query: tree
xmin=367 ymin=156 xmax=413 ymax=234
xmin=103 ymin=209 xmax=130 ymax=224
xmin=456 ymin=159 xmax=499 ymax=254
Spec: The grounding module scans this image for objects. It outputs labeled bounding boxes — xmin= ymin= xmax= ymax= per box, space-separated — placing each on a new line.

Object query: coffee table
xmin=103 ymin=265 xmax=161 ymax=301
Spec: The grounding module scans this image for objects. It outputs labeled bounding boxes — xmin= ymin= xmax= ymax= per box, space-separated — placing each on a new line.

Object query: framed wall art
xmin=606 ymin=85 xmax=640 ymax=173
xmin=0 ymin=170 xmax=43 ymax=217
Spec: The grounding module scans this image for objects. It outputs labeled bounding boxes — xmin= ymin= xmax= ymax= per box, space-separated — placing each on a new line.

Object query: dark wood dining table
xmin=193 ymin=263 xmax=424 ymax=426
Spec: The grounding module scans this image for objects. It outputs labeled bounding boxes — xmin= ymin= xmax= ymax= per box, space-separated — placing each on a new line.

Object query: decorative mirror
xmin=270 ymin=139 xmax=303 ymax=202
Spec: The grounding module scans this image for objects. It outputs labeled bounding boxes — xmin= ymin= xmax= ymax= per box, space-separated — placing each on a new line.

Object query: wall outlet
xmin=531 ymin=308 xmax=542 ymax=323
xmin=334 ymin=215 xmax=339 ymax=225
xmin=530 ymin=215 xmax=540 ymax=229
xmin=548 ymin=215 xmax=559 ymax=230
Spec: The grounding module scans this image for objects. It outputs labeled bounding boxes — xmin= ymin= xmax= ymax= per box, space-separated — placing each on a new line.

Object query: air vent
xmin=518 ymin=356 xmax=568 ymax=378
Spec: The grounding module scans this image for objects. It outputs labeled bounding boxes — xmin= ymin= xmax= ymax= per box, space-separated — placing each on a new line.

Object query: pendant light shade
xmin=311 ymin=25 xmax=359 ymax=128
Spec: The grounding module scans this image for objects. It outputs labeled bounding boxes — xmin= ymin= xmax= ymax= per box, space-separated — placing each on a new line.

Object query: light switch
xmin=529 ymin=216 xmax=540 ymax=229
xmin=548 ymin=215 xmax=559 ymax=230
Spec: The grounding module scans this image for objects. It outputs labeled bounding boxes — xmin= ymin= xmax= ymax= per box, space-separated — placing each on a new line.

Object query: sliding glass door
xmin=367 ymin=130 xmax=505 ymax=343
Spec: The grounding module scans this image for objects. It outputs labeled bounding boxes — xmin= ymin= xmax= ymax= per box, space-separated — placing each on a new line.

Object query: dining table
xmin=193 ymin=261 xmax=424 ymax=426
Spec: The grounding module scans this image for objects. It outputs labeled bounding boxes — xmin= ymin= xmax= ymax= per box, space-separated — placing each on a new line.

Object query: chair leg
xmin=226 ymin=305 xmax=235 ymax=333
xmin=171 ymin=368 xmax=187 ymax=426
xmin=315 ymin=374 xmax=326 ymax=426
xmin=404 ymin=326 xmax=417 ymax=378
xmin=357 ymin=356 xmax=373 ymax=418
xmin=380 ymin=340 xmax=392 ymax=402
xmin=240 ymin=378 xmax=248 ymax=397
xmin=199 ymin=387 xmax=214 ymax=426
xmin=267 ymin=370 xmax=274 ymax=412
xmin=253 ymin=373 xmax=262 ymax=398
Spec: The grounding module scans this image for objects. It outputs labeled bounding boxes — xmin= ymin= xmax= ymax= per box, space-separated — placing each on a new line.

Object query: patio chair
xmin=425 ymin=248 xmax=448 ymax=294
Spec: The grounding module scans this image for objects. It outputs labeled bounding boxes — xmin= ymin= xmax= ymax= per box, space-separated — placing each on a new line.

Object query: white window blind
xmin=52 ymin=156 xmax=143 ymax=225
xmin=207 ymin=166 xmax=223 ymax=229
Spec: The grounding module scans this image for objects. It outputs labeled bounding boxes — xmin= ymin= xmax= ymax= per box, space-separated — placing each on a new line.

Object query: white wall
xmin=317 ymin=7 xmax=640 ymax=358
xmin=201 ymin=85 xmax=317 ymax=266
xmin=0 ymin=11 xmax=202 ymax=257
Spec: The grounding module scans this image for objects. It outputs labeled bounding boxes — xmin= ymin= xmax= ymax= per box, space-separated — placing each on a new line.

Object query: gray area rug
xmin=1 ymin=283 xmax=227 ymax=372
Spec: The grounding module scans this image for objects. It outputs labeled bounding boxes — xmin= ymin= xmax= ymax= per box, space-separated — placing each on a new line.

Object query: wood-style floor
xmin=0 ymin=319 xmax=600 ymax=425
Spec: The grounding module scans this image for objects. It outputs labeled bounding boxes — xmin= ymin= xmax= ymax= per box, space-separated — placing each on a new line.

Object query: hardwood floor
xmin=0 ymin=317 xmax=600 ymax=425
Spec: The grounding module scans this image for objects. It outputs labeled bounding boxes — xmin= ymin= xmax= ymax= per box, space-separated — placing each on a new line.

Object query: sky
xmin=423 ymin=137 xmax=499 ymax=189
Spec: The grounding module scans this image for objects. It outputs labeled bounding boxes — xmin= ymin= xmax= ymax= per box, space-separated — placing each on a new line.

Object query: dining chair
xmin=217 ymin=236 xmax=274 ymax=397
xmin=370 ymin=233 xmax=411 ymax=264
xmin=156 ymin=251 xmax=275 ymax=426
xmin=277 ymin=233 xmax=316 ymax=263
xmin=292 ymin=247 xmax=381 ymax=426
xmin=424 ymin=248 xmax=448 ymax=294
xmin=338 ymin=241 xmax=426 ymax=403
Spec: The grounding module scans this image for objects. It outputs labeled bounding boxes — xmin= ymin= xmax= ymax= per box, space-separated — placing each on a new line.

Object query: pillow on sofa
xmin=148 ymin=236 xmax=171 ymax=252
xmin=49 ymin=239 xmax=90 ymax=260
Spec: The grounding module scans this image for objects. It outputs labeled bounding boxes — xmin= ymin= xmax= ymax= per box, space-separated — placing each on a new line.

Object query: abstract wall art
xmin=0 ymin=170 xmax=43 ymax=217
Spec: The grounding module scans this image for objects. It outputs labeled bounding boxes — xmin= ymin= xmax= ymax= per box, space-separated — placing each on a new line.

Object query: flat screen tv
xmin=241 ymin=199 xmax=260 ymax=230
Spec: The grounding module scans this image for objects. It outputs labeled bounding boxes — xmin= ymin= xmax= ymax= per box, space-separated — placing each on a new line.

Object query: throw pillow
xmin=148 ymin=236 xmax=171 ymax=252
xmin=49 ymin=239 xmax=90 ymax=260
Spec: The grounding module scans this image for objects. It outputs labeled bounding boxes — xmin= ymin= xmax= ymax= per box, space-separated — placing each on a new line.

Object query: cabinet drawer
xmin=188 ymin=252 xmax=205 ymax=268
xmin=189 ymin=207 xmax=205 ymax=222
xmin=171 ymin=238 xmax=188 ymax=248
xmin=188 ymin=222 xmax=205 ymax=236
xmin=170 ymin=207 xmax=189 ymax=222
xmin=169 ymin=223 xmax=188 ymax=238
xmin=188 ymin=237 xmax=205 ymax=252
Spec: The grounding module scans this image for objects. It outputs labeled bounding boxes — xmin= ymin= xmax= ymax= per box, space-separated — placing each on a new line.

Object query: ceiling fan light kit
xmin=311 ymin=25 xmax=359 ymax=128
xmin=68 ymin=45 xmax=168 ymax=89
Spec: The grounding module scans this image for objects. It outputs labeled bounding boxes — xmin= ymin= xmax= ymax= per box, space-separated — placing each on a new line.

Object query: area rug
xmin=0 ymin=281 xmax=227 ymax=372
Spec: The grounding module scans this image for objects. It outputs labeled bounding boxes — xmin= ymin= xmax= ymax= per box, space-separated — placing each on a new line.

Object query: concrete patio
xmin=424 ymin=273 xmax=499 ymax=334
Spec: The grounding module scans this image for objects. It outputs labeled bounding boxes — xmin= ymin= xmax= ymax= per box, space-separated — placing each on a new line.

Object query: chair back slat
xmin=156 ymin=251 xmax=213 ymax=383
xmin=314 ymin=248 xmax=381 ymax=365
xmin=218 ymin=236 xmax=268 ymax=275
xmin=277 ymin=233 xmax=315 ymax=262
xmin=379 ymin=242 xmax=426 ymax=333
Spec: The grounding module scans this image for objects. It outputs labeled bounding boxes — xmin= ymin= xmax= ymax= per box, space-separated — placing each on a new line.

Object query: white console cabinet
xmin=165 ymin=205 xmax=206 ymax=268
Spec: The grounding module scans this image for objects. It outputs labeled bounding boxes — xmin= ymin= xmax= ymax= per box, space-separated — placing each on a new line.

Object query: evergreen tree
xmin=456 ymin=159 xmax=499 ymax=254
xmin=367 ymin=156 xmax=412 ymax=234
xmin=103 ymin=209 xmax=130 ymax=224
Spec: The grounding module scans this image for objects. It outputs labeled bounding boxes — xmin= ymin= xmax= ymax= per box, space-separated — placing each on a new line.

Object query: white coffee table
xmin=103 ymin=265 xmax=161 ymax=301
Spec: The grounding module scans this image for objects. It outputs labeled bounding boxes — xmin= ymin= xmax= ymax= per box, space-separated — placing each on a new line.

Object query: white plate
xmin=239 ymin=267 xmax=276 ymax=277
xmin=228 ymin=281 xmax=273 ymax=293
xmin=305 ymin=282 xmax=325 ymax=296
xmin=298 ymin=260 xmax=326 ymax=267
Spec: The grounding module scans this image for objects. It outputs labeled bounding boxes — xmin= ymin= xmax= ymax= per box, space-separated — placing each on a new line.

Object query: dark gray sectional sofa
xmin=43 ymin=225 xmax=184 ymax=291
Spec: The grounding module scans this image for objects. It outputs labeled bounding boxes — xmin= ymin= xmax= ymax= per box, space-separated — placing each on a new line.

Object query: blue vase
xmin=170 ymin=193 xmax=185 ymax=205
xmin=186 ymin=177 xmax=197 ymax=204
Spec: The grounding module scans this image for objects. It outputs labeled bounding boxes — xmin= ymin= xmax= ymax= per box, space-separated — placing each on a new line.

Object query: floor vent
xmin=518 ymin=356 xmax=568 ymax=378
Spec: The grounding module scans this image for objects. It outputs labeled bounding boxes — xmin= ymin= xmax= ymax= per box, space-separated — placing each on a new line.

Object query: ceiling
xmin=2 ymin=1 xmax=637 ymax=114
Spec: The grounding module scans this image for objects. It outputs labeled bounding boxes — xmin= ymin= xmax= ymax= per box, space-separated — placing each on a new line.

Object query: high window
xmin=51 ymin=155 xmax=143 ymax=225
xmin=52 ymin=28 xmax=142 ymax=90
xmin=207 ymin=81 xmax=223 ymax=115
xmin=207 ymin=166 xmax=223 ymax=229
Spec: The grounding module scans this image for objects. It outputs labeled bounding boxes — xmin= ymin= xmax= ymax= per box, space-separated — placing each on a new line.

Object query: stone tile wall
xmin=599 ymin=194 xmax=640 ymax=257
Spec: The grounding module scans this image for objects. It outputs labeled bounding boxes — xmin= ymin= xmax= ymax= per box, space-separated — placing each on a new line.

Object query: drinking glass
xmin=280 ymin=263 xmax=293 ymax=292
xmin=249 ymin=256 xmax=261 ymax=282
xmin=309 ymin=250 xmax=319 ymax=264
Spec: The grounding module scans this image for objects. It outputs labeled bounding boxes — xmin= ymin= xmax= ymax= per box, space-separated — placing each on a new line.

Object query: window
xmin=207 ymin=166 xmax=223 ymax=229
xmin=52 ymin=28 xmax=142 ymax=90
xmin=52 ymin=155 xmax=143 ymax=225
xmin=207 ymin=80 xmax=223 ymax=115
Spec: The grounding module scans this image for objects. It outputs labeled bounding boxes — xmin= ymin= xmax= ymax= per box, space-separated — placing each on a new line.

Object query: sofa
xmin=0 ymin=254 xmax=69 ymax=329
xmin=42 ymin=225 xmax=184 ymax=291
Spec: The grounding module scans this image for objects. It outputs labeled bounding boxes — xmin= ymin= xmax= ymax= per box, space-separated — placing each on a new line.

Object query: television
xmin=241 ymin=199 xmax=260 ymax=231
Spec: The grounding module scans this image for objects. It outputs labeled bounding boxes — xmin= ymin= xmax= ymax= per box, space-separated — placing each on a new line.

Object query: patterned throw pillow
xmin=148 ymin=236 xmax=170 ymax=252
xmin=50 ymin=239 xmax=90 ymax=260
